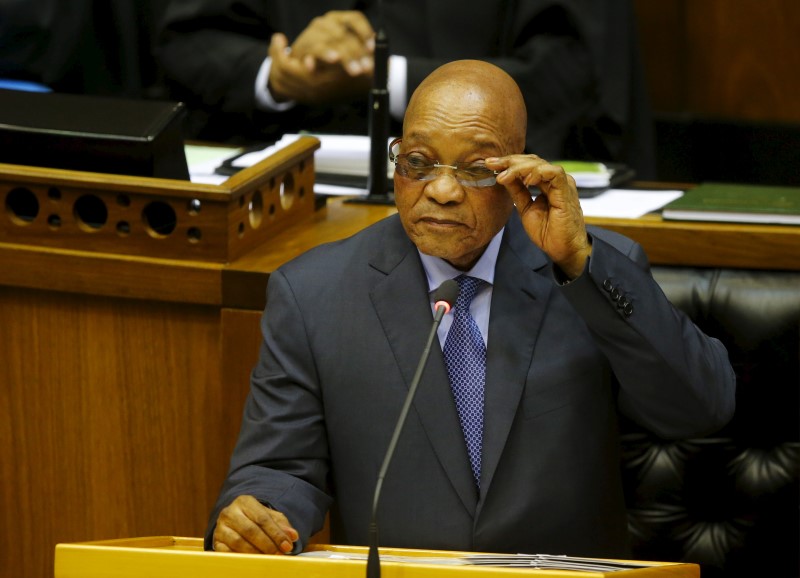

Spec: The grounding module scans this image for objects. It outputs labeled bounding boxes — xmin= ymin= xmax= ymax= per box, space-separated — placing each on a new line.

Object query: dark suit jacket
xmin=206 ymin=213 xmax=735 ymax=556
xmin=157 ymin=0 xmax=654 ymax=176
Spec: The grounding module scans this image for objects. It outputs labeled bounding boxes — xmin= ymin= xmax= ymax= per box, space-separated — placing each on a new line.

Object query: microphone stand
xmin=347 ymin=26 xmax=394 ymax=205
xmin=366 ymin=282 xmax=458 ymax=578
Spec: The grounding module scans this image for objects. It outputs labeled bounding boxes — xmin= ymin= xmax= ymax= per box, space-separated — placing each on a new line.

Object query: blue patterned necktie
xmin=443 ymin=275 xmax=486 ymax=487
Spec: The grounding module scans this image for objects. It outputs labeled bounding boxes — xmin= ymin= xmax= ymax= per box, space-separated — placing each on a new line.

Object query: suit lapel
xmin=368 ymin=217 xmax=478 ymax=516
xmin=478 ymin=215 xmax=554 ymax=503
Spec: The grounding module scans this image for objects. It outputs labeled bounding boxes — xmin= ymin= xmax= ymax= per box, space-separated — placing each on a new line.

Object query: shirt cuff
xmin=255 ymin=56 xmax=297 ymax=112
xmin=388 ymin=54 xmax=407 ymax=123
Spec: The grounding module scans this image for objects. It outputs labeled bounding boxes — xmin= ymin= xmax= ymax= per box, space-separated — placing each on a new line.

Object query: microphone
xmin=366 ymin=279 xmax=459 ymax=578
xmin=347 ymin=3 xmax=393 ymax=205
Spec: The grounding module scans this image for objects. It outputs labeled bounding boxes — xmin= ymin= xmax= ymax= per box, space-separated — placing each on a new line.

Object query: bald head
xmin=405 ymin=60 xmax=527 ymax=154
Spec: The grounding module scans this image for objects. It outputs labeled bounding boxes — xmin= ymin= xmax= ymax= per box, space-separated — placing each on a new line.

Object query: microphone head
xmin=433 ymin=279 xmax=459 ymax=314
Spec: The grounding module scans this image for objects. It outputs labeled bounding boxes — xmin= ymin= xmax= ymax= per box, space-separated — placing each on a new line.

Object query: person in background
xmin=0 ymin=0 xmax=165 ymax=98
xmin=205 ymin=60 xmax=734 ymax=557
xmin=157 ymin=0 xmax=655 ymax=177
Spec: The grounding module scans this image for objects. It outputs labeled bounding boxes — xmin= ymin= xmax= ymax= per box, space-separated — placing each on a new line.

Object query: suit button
xmin=603 ymin=279 xmax=613 ymax=292
xmin=617 ymin=296 xmax=629 ymax=309
xmin=623 ymin=303 xmax=634 ymax=316
xmin=611 ymin=287 xmax=621 ymax=301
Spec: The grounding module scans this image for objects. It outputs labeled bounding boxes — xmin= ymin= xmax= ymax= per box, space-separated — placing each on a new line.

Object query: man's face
xmin=394 ymin=88 xmax=515 ymax=271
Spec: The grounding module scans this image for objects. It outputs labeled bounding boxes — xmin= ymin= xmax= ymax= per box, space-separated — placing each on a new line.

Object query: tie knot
xmin=455 ymin=275 xmax=483 ymax=308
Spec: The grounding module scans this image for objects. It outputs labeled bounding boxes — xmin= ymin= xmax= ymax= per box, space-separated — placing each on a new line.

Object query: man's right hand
xmin=267 ymin=32 xmax=373 ymax=104
xmin=212 ymin=495 xmax=299 ymax=554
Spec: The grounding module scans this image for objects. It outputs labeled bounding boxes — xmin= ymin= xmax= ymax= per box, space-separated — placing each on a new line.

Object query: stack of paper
xmin=554 ymin=160 xmax=613 ymax=189
xmin=300 ymin=550 xmax=658 ymax=572
xmin=466 ymin=553 xmax=656 ymax=572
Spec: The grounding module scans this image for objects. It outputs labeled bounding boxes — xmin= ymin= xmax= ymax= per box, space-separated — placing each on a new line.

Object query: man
xmin=207 ymin=60 xmax=734 ymax=557
xmin=157 ymin=0 xmax=655 ymax=176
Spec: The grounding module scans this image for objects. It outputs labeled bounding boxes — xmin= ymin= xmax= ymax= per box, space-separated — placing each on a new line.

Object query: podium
xmin=0 ymin=140 xmax=321 ymax=578
xmin=54 ymin=537 xmax=700 ymax=578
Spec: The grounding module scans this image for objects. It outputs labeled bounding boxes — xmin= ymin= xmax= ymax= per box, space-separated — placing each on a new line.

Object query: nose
xmin=424 ymin=169 xmax=465 ymax=204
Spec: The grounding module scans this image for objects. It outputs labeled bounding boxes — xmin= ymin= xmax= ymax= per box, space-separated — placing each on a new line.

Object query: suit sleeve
xmin=204 ymin=269 xmax=332 ymax=551
xmin=557 ymin=231 xmax=736 ymax=439
xmin=157 ymin=0 xmax=273 ymax=118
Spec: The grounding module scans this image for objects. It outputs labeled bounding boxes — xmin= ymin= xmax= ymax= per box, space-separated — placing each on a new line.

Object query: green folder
xmin=661 ymin=182 xmax=800 ymax=225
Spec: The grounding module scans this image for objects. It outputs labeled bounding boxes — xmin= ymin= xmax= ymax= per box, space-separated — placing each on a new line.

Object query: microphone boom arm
xmin=366 ymin=302 xmax=450 ymax=578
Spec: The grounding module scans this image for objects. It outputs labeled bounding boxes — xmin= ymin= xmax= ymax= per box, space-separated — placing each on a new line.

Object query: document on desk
xmin=185 ymin=144 xmax=243 ymax=185
xmin=228 ymin=133 xmax=395 ymax=196
xmin=579 ymin=189 xmax=684 ymax=218
xmin=300 ymin=550 xmax=658 ymax=571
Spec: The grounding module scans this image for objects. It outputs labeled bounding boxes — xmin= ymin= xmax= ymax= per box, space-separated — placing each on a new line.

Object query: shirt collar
xmin=418 ymin=227 xmax=505 ymax=293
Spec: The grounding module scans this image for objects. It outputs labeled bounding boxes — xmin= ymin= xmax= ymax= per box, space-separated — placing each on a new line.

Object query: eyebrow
xmin=404 ymin=133 xmax=501 ymax=156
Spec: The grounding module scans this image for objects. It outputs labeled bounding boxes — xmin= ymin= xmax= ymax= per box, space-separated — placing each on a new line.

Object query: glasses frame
xmin=388 ymin=137 xmax=499 ymax=188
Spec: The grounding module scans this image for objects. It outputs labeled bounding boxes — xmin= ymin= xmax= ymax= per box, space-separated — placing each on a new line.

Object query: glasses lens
xmin=455 ymin=165 xmax=497 ymax=187
xmin=396 ymin=155 xmax=437 ymax=181
xmin=390 ymin=141 xmax=498 ymax=188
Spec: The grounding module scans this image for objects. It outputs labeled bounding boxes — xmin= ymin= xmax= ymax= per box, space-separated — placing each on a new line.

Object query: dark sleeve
xmin=204 ymin=268 xmax=332 ymax=551
xmin=156 ymin=0 xmax=275 ymax=118
xmin=558 ymin=229 xmax=736 ymax=439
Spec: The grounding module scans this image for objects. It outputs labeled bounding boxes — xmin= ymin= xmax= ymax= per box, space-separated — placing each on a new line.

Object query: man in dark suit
xmin=206 ymin=60 xmax=735 ymax=557
xmin=157 ymin=0 xmax=655 ymax=177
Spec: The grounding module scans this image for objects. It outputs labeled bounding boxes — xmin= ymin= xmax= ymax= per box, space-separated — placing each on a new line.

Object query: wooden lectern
xmin=54 ymin=537 xmax=700 ymax=578
xmin=0 ymin=139 xmax=320 ymax=578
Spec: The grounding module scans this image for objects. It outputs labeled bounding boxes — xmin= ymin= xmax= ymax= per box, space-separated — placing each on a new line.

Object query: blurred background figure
xmin=0 ymin=0 xmax=165 ymax=98
xmin=156 ymin=0 xmax=656 ymax=178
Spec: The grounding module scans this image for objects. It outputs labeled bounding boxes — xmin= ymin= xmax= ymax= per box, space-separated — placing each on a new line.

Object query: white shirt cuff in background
xmin=255 ymin=54 xmax=408 ymax=119
xmin=255 ymin=57 xmax=296 ymax=112
xmin=388 ymin=55 xmax=407 ymax=123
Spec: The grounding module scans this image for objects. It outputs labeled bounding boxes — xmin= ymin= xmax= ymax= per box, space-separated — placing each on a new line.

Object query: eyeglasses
xmin=388 ymin=137 xmax=499 ymax=188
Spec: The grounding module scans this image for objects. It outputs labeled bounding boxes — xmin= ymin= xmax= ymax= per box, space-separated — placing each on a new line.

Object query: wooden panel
xmin=685 ymin=0 xmax=800 ymax=122
xmin=585 ymin=214 xmax=800 ymax=271
xmin=0 ymin=241 xmax=225 ymax=305
xmin=219 ymin=308 xmax=264 ymax=455
xmin=634 ymin=0 xmax=800 ymax=122
xmin=0 ymin=137 xmax=318 ymax=262
xmin=632 ymin=0 xmax=687 ymax=112
xmin=0 ymin=288 xmax=236 ymax=578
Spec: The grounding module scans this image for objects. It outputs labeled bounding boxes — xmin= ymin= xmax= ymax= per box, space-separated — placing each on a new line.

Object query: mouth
xmin=419 ymin=216 xmax=464 ymax=228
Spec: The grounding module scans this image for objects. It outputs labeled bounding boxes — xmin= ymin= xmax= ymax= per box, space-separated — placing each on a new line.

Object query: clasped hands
xmin=487 ymin=155 xmax=592 ymax=280
xmin=268 ymin=10 xmax=375 ymax=104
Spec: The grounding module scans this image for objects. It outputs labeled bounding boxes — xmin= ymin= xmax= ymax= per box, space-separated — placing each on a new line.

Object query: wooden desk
xmin=1 ymin=192 xmax=797 ymax=578
xmin=53 ymin=537 xmax=700 ymax=578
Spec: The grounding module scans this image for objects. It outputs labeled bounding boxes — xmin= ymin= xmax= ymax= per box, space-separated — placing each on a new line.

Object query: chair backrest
xmin=622 ymin=266 xmax=800 ymax=578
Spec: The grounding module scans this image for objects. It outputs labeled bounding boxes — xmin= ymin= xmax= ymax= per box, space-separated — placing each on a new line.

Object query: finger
xmin=213 ymin=521 xmax=266 ymax=554
xmin=246 ymin=505 xmax=298 ymax=553
xmin=487 ymin=156 xmax=538 ymax=210
xmin=333 ymin=11 xmax=375 ymax=44
xmin=302 ymin=12 xmax=374 ymax=70
xmin=213 ymin=541 xmax=232 ymax=553
xmin=269 ymin=33 xmax=289 ymax=59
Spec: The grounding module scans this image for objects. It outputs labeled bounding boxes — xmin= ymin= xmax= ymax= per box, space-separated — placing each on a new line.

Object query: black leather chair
xmin=622 ymin=267 xmax=800 ymax=578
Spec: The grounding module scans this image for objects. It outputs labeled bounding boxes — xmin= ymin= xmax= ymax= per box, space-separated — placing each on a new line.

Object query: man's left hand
xmin=487 ymin=155 xmax=592 ymax=280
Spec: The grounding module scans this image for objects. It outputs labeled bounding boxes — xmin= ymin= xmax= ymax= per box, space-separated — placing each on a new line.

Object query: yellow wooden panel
xmin=54 ymin=538 xmax=699 ymax=578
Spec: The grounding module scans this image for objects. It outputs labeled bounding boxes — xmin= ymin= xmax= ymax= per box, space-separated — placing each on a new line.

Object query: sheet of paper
xmin=185 ymin=144 xmax=243 ymax=185
xmin=230 ymin=134 xmax=302 ymax=168
xmin=579 ymin=189 xmax=684 ymax=218
xmin=315 ymin=183 xmax=369 ymax=196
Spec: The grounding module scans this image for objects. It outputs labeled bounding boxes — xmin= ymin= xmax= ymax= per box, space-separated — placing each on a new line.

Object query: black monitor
xmin=0 ymin=89 xmax=190 ymax=180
